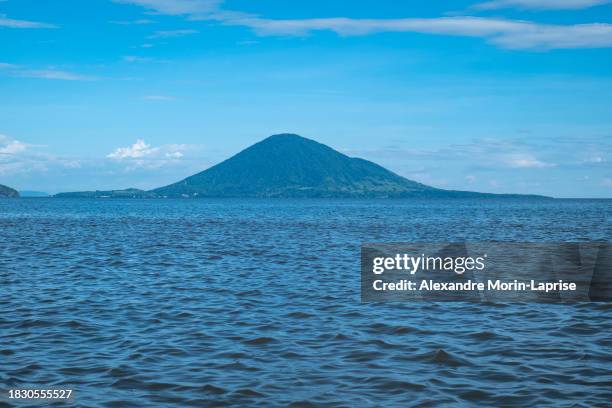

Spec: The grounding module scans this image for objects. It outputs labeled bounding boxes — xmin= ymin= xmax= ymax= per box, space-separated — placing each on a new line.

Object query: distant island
xmin=0 ymin=184 xmax=19 ymax=198
xmin=55 ymin=188 xmax=155 ymax=199
xmin=55 ymin=134 xmax=549 ymax=199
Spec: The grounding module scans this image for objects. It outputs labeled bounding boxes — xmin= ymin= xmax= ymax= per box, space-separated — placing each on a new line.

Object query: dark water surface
xmin=1 ymin=198 xmax=611 ymax=407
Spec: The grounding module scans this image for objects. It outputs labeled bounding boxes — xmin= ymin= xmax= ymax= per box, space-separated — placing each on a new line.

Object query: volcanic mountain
xmin=152 ymin=134 xmax=541 ymax=199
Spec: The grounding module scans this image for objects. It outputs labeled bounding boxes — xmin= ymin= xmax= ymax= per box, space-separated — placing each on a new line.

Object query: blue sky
xmin=1 ymin=0 xmax=611 ymax=197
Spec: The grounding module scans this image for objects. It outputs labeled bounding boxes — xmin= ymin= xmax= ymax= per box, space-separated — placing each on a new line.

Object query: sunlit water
xmin=1 ymin=198 xmax=611 ymax=407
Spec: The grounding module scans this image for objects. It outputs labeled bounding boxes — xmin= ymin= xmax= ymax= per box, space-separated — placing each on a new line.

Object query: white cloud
xmin=113 ymin=0 xmax=612 ymax=50
xmin=0 ymin=134 xmax=61 ymax=175
xmin=0 ymin=134 xmax=194 ymax=182
xmin=110 ymin=19 xmax=155 ymax=25
xmin=602 ymin=178 xmax=612 ymax=187
xmin=0 ymin=135 xmax=82 ymax=172
xmin=489 ymin=22 xmax=612 ymax=49
xmin=165 ymin=151 xmax=184 ymax=158
xmin=17 ymin=69 xmax=97 ymax=81
xmin=234 ymin=16 xmax=518 ymax=37
xmin=0 ymin=63 xmax=97 ymax=81
xmin=473 ymin=0 xmax=610 ymax=10
xmin=0 ymin=14 xmax=57 ymax=28
xmin=107 ymin=139 xmax=188 ymax=169
xmin=584 ymin=156 xmax=605 ymax=163
xmin=0 ymin=134 xmax=27 ymax=155
xmin=61 ymin=160 xmax=82 ymax=169
xmin=348 ymin=138 xmax=564 ymax=172
xmin=147 ymin=29 xmax=199 ymax=38
xmin=113 ymin=0 xmax=221 ymax=16
xmin=503 ymin=154 xmax=556 ymax=168
xmin=123 ymin=55 xmax=155 ymax=63
xmin=227 ymin=16 xmax=612 ymax=50
xmin=107 ymin=139 xmax=158 ymax=159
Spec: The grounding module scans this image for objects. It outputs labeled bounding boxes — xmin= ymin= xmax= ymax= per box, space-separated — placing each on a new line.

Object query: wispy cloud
xmin=346 ymin=137 xmax=567 ymax=171
xmin=110 ymin=19 xmax=155 ymax=25
xmin=0 ymin=14 xmax=57 ymax=29
xmin=584 ymin=156 xmax=605 ymax=163
xmin=112 ymin=0 xmax=221 ymax=16
xmin=0 ymin=134 xmax=81 ymax=176
xmin=0 ymin=134 xmax=36 ymax=175
xmin=111 ymin=0 xmax=612 ymax=50
xmin=473 ymin=0 xmax=610 ymax=10
xmin=17 ymin=69 xmax=97 ymax=81
xmin=123 ymin=55 xmax=155 ymax=63
xmin=0 ymin=63 xmax=97 ymax=81
xmin=224 ymin=16 xmax=612 ymax=50
xmin=147 ymin=29 xmax=199 ymax=38
xmin=502 ymin=153 xmax=556 ymax=168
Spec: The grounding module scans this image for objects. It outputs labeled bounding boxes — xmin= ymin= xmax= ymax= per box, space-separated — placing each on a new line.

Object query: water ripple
xmin=1 ymin=198 xmax=611 ymax=407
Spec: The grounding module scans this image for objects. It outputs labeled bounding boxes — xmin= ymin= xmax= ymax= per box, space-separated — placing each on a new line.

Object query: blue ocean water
xmin=1 ymin=198 xmax=611 ymax=407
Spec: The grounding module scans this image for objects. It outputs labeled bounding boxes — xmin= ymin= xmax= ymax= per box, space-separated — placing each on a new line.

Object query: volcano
xmin=152 ymin=134 xmax=544 ymax=199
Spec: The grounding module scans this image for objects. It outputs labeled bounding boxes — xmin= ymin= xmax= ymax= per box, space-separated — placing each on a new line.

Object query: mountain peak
xmin=153 ymin=134 xmax=437 ymax=198
xmin=255 ymin=133 xmax=328 ymax=150
xmin=264 ymin=133 xmax=306 ymax=141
